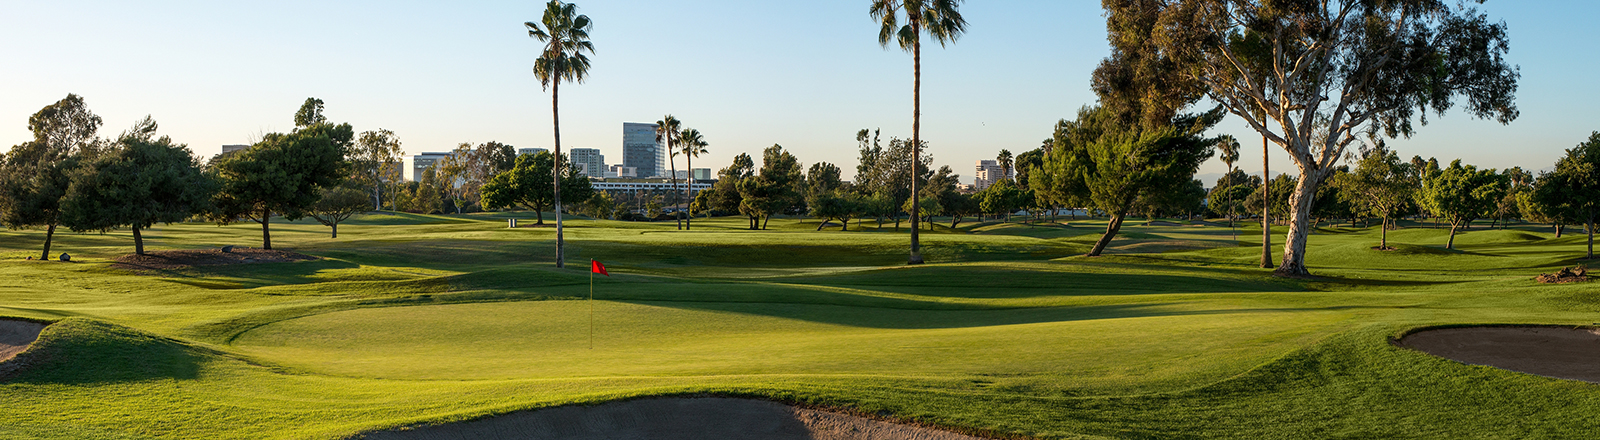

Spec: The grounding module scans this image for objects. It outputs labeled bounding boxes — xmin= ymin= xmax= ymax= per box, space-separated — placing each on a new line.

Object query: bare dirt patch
xmin=1399 ymin=326 xmax=1600 ymax=383
xmin=356 ymin=397 xmax=989 ymax=440
xmin=0 ymin=319 xmax=46 ymax=364
xmin=1536 ymin=266 xmax=1590 ymax=284
xmin=111 ymin=248 xmax=318 ymax=271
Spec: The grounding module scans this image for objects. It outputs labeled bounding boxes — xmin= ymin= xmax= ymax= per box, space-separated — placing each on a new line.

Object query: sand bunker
xmin=357 ymin=397 xmax=987 ymax=440
xmin=1399 ymin=326 xmax=1600 ymax=383
xmin=111 ymin=248 xmax=317 ymax=271
xmin=0 ymin=319 xmax=46 ymax=364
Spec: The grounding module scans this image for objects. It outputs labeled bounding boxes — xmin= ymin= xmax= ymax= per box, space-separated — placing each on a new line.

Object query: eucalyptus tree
xmin=870 ymin=0 xmax=966 ymax=264
xmin=1132 ymin=0 xmax=1520 ymax=275
xmin=676 ymin=127 xmax=708 ymax=230
xmin=1216 ymin=135 xmax=1240 ymax=229
xmin=526 ymin=0 xmax=594 ymax=268
xmin=351 ymin=129 xmax=404 ymax=210
xmin=0 ymin=94 xmax=102 ymax=260
xmin=656 ymin=115 xmax=683 ymax=229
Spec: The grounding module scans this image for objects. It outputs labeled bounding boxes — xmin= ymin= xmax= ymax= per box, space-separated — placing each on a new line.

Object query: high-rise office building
xmin=975 ymin=159 xmax=1009 ymax=190
xmin=570 ymin=148 xmax=604 ymax=177
xmin=412 ymin=152 xmax=453 ymax=181
xmin=517 ymin=147 xmax=548 ymax=157
xmin=691 ymin=168 xmax=712 ymax=181
xmin=622 ymin=122 xmax=663 ymax=178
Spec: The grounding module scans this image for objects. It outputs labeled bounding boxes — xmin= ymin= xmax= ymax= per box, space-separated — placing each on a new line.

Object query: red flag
xmin=591 ymin=260 xmax=609 ymax=276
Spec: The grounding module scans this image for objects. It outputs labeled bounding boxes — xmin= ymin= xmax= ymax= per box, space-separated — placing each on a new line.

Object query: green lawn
xmin=1 ymin=213 xmax=1598 ymax=439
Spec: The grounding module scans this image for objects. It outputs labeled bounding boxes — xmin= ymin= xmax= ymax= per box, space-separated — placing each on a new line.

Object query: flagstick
xmin=589 ymin=261 xmax=594 ymax=350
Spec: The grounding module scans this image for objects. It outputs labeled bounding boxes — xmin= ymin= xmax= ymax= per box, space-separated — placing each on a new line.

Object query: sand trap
xmin=356 ymin=397 xmax=988 ymax=440
xmin=1399 ymin=326 xmax=1600 ymax=383
xmin=0 ymin=319 xmax=46 ymax=364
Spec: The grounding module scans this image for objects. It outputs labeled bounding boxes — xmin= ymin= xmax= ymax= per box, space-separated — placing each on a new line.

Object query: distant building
xmin=412 ymin=152 xmax=453 ymax=181
xmin=518 ymin=147 xmax=548 ymax=157
xmin=607 ymin=165 xmax=638 ymax=178
xmin=221 ymin=144 xmax=249 ymax=155
xmin=974 ymin=160 xmax=1010 ymax=190
xmin=570 ymin=148 xmax=604 ymax=177
xmin=691 ymin=168 xmax=712 ymax=181
xmin=622 ymin=122 xmax=664 ymax=178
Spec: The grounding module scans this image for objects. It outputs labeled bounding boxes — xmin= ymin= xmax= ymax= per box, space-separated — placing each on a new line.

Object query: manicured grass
xmin=2 ymin=214 xmax=1598 ymax=439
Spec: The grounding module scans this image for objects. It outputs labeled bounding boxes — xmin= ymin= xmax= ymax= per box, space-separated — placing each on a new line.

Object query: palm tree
xmin=677 ymin=128 xmax=709 ymax=230
xmin=526 ymin=0 xmax=593 ymax=269
xmin=870 ymin=0 xmax=966 ymax=265
xmin=655 ymin=115 xmax=682 ymax=229
xmin=996 ymin=149 xmax=1013 ymax=181
xmin=1217 ymin=135 xmax=1240 ymax=236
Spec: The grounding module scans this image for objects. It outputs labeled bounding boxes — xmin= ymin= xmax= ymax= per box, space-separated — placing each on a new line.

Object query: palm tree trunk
xmin=552 ymin=80 xmax=565 ymax=268
xmin=670 ymin=149 xmax=681 ymax=230
xmin=685 ymin=155 xmax=693 ymax=230
xmin=1260 ymin=134 xmax=1273 ymax=269
xmin=907 ymin=32 xmax=924 ymax=265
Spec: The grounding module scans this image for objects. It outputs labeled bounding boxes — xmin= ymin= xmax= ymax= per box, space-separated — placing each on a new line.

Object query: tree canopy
xmin=211 ymin=122 xmax=352 ymax=250
xmin=1532 ymin=132 xmax=1600 ymax=259
xmin=481 ymin=151 xmax=593 ymax=224
xmin=1417 ymin=159 xmax=1507 ymax=250
xmin=60 ymin=117 xmax=214 ymax=255
xmin=1124 ymin=0 xmax=1521 ymax=275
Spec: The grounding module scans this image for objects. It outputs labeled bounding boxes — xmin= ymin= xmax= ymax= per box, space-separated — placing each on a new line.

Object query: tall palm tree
xmin=526 ymin=0 xmax=593 ymax=269
xmin=996 ymin=149 xmax=1013 ymax=181
xmin=871 ymin=0 xmax=966 ymax=265
xmin=1217 ymin=135 xmax=1240 ymax=235
xmin=655 ymin=115 xmax=682 ymax=229
xmin=677 ymin=128 xmax=709 ymax=230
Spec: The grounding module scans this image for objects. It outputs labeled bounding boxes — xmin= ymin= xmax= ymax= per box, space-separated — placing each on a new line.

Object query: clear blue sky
xmin=2 ymin=1 xmax=1596 ymax=184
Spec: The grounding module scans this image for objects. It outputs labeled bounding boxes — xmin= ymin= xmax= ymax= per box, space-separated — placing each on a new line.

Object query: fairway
xmin=3 ymin=213 xmax=1600 ymax=439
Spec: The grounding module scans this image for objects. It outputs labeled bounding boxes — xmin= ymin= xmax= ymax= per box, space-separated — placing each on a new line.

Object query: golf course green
xmin=2 ymin=213 xmax=1598 ymax=439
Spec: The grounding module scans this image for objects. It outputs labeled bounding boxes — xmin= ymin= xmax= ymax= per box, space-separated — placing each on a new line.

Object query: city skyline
xmin=2 ymin=1 xmax=1597 ymax=185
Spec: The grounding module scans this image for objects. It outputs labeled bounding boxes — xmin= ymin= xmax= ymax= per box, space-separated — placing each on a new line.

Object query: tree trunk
xmin=536 ymin=209 xmax=545 ymax=225
xmin=671 ymin=152 xmax=681 ymax=230
xmin=842 ymin=218 xmax=849 ymax=231
xmin=1087 ymin=211 xmax=1127 ymax=257
xmin=1380 ymin=216 xmax=1388 ymax=249
xmin=816 ymin=220 xmax=827 ymax=231
xmin=907 ymin=26 xmax=924 ymax=266
xmin=1260 ymin=134 xmax=1273 ymax=269
xmin=1589 ymin=220 xmax=1595 ymax=260
xmin=685 ymin=155 xmax=693 ymax=230
xmin=331 ymin=223 xmax=338 ymax=239
xmin=134 ymin=225 xmax=145 ymax=255
xmin=552 ymin=79 xmax=564 ymax=268
xmin=1447 ymin=222 xmax=1458 ymax=250
xmin=41 ymin=223 xmax=56 ymax=260
xmin=1556 ymin=223 xmax=1564 ymax=238
xmin=762 ymin=214 xmax=770 ymax=230
xmin=262 ymin=210 xmax=273 ymax=250
xmin=1275 ymin=171 xmax=1322 ymax=276
xmin=951 ymin=216 xmax=960 ymax=229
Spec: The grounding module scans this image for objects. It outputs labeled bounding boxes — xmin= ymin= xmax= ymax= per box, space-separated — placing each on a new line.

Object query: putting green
xmin=231 ymin=298 xmax=1352 ymax=393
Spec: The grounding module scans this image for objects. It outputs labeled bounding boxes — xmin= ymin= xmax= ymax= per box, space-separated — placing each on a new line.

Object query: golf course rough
xmin=3 ymin=212 xmax=1600 ymax=439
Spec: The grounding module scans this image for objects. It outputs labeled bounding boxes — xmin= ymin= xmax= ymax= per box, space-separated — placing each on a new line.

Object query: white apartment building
xmin=975 ymin=159 xmax=1010 ymax=190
